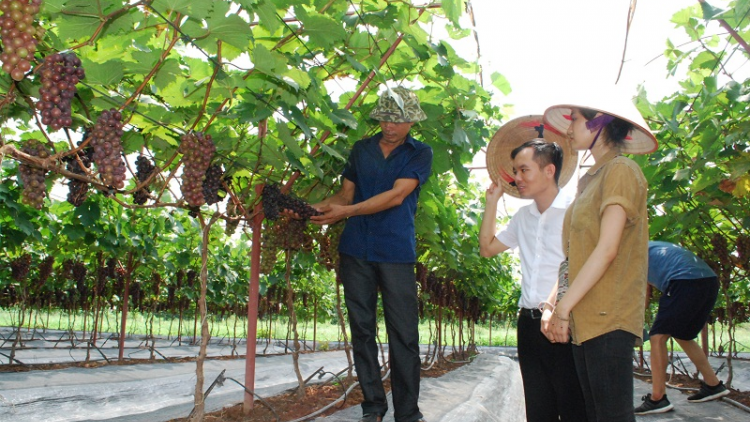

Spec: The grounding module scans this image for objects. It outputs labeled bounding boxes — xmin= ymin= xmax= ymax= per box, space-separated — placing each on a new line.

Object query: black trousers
xmin=572 ymin=330 xmax=637 ymax=422
xmin=517 ymin=311 xmax=588 ymax=422
xmin=339 ymin=254 xmax=423 ymax=422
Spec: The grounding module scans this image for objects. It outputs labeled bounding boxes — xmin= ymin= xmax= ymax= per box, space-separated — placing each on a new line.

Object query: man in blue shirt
xmin=635 ymin=241 xmax=729 ymax=415
xmin=310 ymin=87 xmax=432 ymax=422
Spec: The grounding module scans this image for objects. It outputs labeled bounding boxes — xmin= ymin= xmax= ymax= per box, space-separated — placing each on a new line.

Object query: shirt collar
xmin=586 ymin=148 xmax=622 ymax=176
xmin=530 ymin=189 xmax=571 ymax=216
xmin=550 ymin=189 xmax=574 ymax=209
xmin=373 ymin=131 xmax=417 ymax=148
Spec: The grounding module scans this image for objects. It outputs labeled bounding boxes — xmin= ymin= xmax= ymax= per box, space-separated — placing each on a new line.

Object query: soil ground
xmin=2 ymin=336 xmax=749 ymax=422
xmin=168 ymin=359 xmax=467 ymax=422
xmin=161 ymin=358 xmax=750 ymax=422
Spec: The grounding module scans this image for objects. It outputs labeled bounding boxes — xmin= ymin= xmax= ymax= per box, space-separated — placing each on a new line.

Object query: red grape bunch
xmin=63 ymin=139 xmax=93 ymax=207
xmin=10 ymin=253 xmax=31 ymax=282
xmin=202 ymin=164 xmax=225 ymax=205
xmin=36 ymin=52 xmax=85 ymax=131
xmin=178 ymin=132 xmax=215 ymax=207
xmin=17 ymin=138 xmax=48 ymax=209
xmin=34 ymin=255 xmax=54 ymax=289
xmin=90 ymin=109 xmax=127 ymax=189
xmin=0 ymin=0 xmax=43 ymax=81
xmin=261 ymin=183 xmax=321 ymax=220
xmin=133 ymin=155 xmax=155 ymax=205
xmin=737 ymin=234 xmax=750 ymax=269
xmin=224 ymin=200 xmax=240 ymax=236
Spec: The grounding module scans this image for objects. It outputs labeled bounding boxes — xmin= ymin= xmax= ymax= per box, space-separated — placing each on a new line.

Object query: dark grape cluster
xmin=260 ymin=220 xmax=280 ymax=274
xmin=224 ymin=200 xmax=240 ymax=236
xmin=315 ymin=222 xmax=344 ymax=271
xmin=150 ymin=271 xmax=162 ymax=302
xmin=710 ymin=233 xmax=730 ymax=267
xmin=260 ymin=217 xmax=314 ymax=274
xmin=34 ymin=255 xmax=54 ymax=288
xmin=178 ymin=132 xmax=215 ymax=207
xmin=133 ymin=155 xmax=155 ymax=205
xmin=18 ymin=139 xmax=48 ymax=209
xmin=186 ymin=269 xmax=197 ymax=290
xmin=36 ymin=52 xmax=85 ymax=131
xmin=60 ymin=259 xmax=73 ymax=279
xmin=10 ymin=253 xmax=31 ymax=282
xmin=63 ymin=139 xmax=93 ymax=207
xmin=106 ymin=257 xmax=117 ymax=278
xmin=72 ymin=260 xmax=87 ymax=303
xmin=736 ymin=234 xmax=750 ymax=269
xmin=0 ymin=0 xmax=43 ymax=81
xmin=90 ymin=109 xmax=127 ymax=189
xmin=261 ymin=183 xmax=321 ymax=220
xmin=202 ymin=164 xmax=224 ymax=205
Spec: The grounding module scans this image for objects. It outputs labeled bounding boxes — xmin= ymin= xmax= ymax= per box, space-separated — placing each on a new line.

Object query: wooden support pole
xmin=243 ymin=184 xmax=265 ymax=414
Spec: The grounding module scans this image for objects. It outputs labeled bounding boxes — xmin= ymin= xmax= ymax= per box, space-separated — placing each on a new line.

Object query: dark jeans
xmin=339 ymin=254 xmax=423 ymax=422
xmin=572 ymin=330 xmax=637 ymax=422
xmin=517 ymin=311 xmax=588 ymax=422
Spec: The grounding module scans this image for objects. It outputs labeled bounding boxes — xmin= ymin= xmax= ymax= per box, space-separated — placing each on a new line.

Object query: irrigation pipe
xmin=188 ymin=369 xmax=229 ymax=421
xmin=85 ymin=341 xmax=111 ymax=363
xmin=322 ymin=364 xmax=354 ymax=386
xmin=222 ymin=376 xmax=281 ymax=422
xmin=309 ymin=368 xmax=349 ymax=407
xmin=285 ymin=380 xmax=360 ymax=422
xmin=0 ymin=352 xmax=25 ymax=366
xmin=722 ymin=397 xmax=750 ymax=414
xmin=421 ymin=358 xmax=436 ymax=371
xmin=286 ymin=369 xmax=391 ymax=422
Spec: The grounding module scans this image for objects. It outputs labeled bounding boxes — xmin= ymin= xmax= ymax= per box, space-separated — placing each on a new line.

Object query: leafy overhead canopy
xmin=1 ymin=0 xmax=513 ymax=313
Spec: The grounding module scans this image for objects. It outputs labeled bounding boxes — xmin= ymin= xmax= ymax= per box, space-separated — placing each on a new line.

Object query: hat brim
xmin=486 ymin=115 xmax=577 ymax=198
xmin=543 ymin=104 xmax=657 ymax=155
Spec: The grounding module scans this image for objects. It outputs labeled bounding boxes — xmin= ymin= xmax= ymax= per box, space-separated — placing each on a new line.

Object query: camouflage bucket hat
xmin=369 ymin=87 xmax=427 ymax=123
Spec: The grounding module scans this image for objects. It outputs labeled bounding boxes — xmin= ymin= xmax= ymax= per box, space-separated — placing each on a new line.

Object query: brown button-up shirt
xmin=562 ymin=150 xmax=648 ymax=345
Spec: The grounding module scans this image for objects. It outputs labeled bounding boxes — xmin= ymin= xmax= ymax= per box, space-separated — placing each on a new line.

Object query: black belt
xmin=518 ymin=307 xmax=543 ymax=319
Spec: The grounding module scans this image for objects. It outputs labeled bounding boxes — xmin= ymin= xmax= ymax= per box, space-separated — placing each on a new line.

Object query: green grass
xmin=1 ymin=307 xmax=748 ymax=352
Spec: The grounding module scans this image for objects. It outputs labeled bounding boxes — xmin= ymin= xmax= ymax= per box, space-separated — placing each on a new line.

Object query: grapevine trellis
xmin=1 ymin=0 xmax=750 ymax=420
xmin=0 ymin=0 xmax=515 ymax=418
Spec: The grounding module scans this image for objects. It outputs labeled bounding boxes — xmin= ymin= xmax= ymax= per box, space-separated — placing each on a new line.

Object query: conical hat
xmin=486 ymin=115 xmax=577 ymax=198
xmin=543 ymin=90 xmax=657 ymax=155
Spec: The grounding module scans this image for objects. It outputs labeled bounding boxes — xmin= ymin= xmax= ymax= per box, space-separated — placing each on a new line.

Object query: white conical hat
xmin=543 ymin=89 xmax=657 ymax=155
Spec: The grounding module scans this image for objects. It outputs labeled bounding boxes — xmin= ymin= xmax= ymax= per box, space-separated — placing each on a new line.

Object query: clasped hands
xmin=540 ymin=304 xmax=571 ymax=344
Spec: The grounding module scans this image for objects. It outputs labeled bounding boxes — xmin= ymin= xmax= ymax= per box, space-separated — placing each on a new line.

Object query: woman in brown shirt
xmin=541 ymin=97 xmax=657 ymax=422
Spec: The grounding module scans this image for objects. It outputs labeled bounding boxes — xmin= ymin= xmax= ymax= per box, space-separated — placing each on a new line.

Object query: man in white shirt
xmin=479 ymin=136 xmax=587 ymax=422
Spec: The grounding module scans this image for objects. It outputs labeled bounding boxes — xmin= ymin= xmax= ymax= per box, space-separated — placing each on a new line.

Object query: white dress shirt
xmin=495 ymin=191 xmax=572 ymax=309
